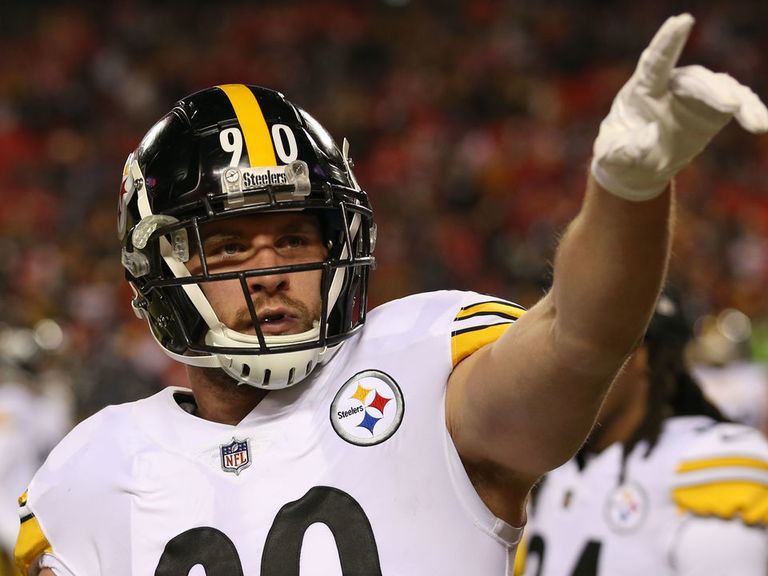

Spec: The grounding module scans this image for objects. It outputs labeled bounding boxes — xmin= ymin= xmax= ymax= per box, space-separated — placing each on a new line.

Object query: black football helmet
xmin=645 ymin=286 xmax=692 ymax=346
xmin=118 ymin=85 xmax=376 ymax=389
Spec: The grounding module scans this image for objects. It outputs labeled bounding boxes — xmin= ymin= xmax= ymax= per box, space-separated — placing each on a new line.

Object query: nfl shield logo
xmin=220 ymin=437 xmax=251 ymax=475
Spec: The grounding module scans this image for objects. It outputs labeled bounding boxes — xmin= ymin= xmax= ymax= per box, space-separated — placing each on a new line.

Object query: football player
xmin=15 ymin=14 xmax=768 ymax=576
xmin=0 ymin=323 xmax=72 ymax=574
xmin=517 ymin=289 xmax=768 ymax=575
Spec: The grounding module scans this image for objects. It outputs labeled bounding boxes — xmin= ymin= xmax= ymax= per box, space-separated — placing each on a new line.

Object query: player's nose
xmin=246 ymin=248 xmax=290 ymax=295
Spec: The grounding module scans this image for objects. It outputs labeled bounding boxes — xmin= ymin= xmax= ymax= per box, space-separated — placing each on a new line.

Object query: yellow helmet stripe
xmin=217 ymin=84 xmax=277 ymax=167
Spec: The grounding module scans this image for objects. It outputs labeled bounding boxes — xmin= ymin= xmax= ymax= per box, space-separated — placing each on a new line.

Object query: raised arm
xmin=447 ymin=13 xmax=768 ymax=516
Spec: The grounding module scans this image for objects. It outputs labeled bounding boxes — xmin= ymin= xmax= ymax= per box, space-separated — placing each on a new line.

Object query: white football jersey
xmin=16 ymin=291 xmax=525 ymax=576
xmin=519 ymin=416 xmax=768 ymax=576
xmin=693 ymin=361 xmax=768 ymax=432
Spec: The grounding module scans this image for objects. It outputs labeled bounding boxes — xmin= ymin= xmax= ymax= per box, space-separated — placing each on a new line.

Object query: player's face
xmin=589 ymin=347 xmax=650 ymax=450
xmin=185 ymin=212 xmax=327 ymax=336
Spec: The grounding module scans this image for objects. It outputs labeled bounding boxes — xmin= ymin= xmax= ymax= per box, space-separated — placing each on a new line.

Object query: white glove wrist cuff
xmin=590 ymin=157 xmax=669 ymax=202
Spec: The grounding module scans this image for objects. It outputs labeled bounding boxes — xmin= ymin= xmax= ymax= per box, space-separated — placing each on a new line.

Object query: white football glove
xmin=591 ymin=13 xmax=768 ymax=202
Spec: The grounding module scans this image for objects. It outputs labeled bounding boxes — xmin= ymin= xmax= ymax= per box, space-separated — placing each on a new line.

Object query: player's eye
xmin=278 ymin=235 xmax=307 ymax=249
xmin=201 ymin=237 xmax=251 ymax=264
xmin=210 ymin=241 xmax=248 ymax=258
xmin=219 ymin=243 xmax=242 ymax=255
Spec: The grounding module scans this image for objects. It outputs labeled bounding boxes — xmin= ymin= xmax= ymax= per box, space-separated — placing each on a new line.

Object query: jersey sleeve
xmin=15 ymin=491 xmax=52 ymax=575
xmin=15 ymin=495 xmax=76 ymax=576
xmin=672 ymin=515 xmax=768 ymax=576
xmin=671 ymin=422 xmax=768 ymax=526
xmin=450 ymin=293 xmax=526 ymax=367
xmin=14 ymin=404 xmax=136 ymax=575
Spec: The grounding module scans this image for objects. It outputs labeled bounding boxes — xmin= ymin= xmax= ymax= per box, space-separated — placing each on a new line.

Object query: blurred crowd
xmin=0 ymin=0 xmax=767 ymax=443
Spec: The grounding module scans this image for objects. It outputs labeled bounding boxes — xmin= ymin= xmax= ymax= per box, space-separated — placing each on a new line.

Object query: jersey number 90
xmin=155 ymin=486 xmax=382 ymax=575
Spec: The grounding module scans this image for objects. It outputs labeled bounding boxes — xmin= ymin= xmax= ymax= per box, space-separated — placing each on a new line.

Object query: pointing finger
xmin=635 ymin=13 xmax=695 ymax=96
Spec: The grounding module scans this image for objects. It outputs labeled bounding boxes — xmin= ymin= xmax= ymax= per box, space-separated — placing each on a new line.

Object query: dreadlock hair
xmin=612 ymin=287 xmax=730 ymax=482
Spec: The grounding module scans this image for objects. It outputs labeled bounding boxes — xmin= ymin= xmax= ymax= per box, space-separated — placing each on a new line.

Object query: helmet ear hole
xmin=344 ymin=272 xmax=362 ymax=327
xmin=369 ymin=223 xmax=377 ymax=253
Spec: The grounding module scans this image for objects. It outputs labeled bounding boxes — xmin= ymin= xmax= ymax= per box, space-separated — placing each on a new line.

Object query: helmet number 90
xmin=271 ymin=124 xmax=298 ymax=163
xmin=220 ymin=128 xmax=243 ymax=167
xmin=219 ymin=125 xmax=298 ymax=166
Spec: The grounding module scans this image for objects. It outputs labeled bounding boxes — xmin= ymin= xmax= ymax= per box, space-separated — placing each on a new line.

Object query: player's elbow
xmin=553 ymin=318 xmax=642 ymax=382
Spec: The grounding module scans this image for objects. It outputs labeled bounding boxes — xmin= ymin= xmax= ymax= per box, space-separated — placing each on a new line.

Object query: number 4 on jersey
xmin=525 ymin=534 xmax=601 ymax=576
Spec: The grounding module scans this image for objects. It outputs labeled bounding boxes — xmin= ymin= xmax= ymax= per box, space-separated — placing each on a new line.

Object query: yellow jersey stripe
xmin=513 ymin=532 xmax=528 ymax=576
xmin=451 ymin=323 xmax=513 ymax=366
xmin=14 ymin=514 xmax=52 ymax=575
xmin=217 ymin=84 xmax=277 ymax=167
xmin=673 ymin=480 xmax=768 ymax=525
xmin=677 ymin=456 xmax=768 ymax=474
xmin=455 ymin=301 xmax=525 ymax=321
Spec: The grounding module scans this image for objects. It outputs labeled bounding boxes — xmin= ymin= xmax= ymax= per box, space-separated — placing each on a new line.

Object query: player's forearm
xmin=471 ymin=174 xmax=673 ymax=475
xmin=549 ymin=172 xmax=673 ymax=377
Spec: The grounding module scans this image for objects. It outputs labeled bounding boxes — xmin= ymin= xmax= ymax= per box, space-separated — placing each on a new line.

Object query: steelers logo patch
xmin=330 ymin=370 xmax=404 ymax=446
xmin=604 ymin=481 xmax=648 ymax=533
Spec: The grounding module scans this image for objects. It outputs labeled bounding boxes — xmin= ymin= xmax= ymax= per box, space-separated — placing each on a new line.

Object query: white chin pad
xmin=203 ymin=324 xmax=324 ymax=389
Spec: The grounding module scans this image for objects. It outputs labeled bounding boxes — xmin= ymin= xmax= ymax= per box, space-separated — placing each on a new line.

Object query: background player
xmin=517 ymin=289 xmax=768 ymax=575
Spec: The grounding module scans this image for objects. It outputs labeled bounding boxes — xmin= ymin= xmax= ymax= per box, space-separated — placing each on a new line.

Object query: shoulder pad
xmin=672 ymin=422 xmax=768 ymax=525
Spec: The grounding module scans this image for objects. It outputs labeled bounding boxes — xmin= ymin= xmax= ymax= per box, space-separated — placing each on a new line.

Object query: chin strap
xmin=148 ymin=322 xmax=342 ymax=389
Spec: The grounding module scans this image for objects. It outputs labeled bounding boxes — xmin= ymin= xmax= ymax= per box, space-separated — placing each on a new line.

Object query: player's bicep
xmin=448 ymin=291 xmax=613 ymax=478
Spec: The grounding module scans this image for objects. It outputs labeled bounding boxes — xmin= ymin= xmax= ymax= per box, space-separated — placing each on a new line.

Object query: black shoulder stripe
xmin=456 ymin=310 xmax=522 ymax=322
xmin=451 ymin=321 xmax=514 ymax=337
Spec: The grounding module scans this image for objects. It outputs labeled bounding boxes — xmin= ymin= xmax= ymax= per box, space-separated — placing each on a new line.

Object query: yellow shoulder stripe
xmin=217 ymin=84 xmax=277 ymax=167
xmin=673 ymin=481 xmax=768 ymax=525
xmin=452 ymin=323 xmax=513 ymax=366
xmin=15 ymin=514 xmax=52 ymax=575
xmin=677 ymin=456 xmax=768 ymax=474
xmin=455 ymin=301 xmax=525 ymax=321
